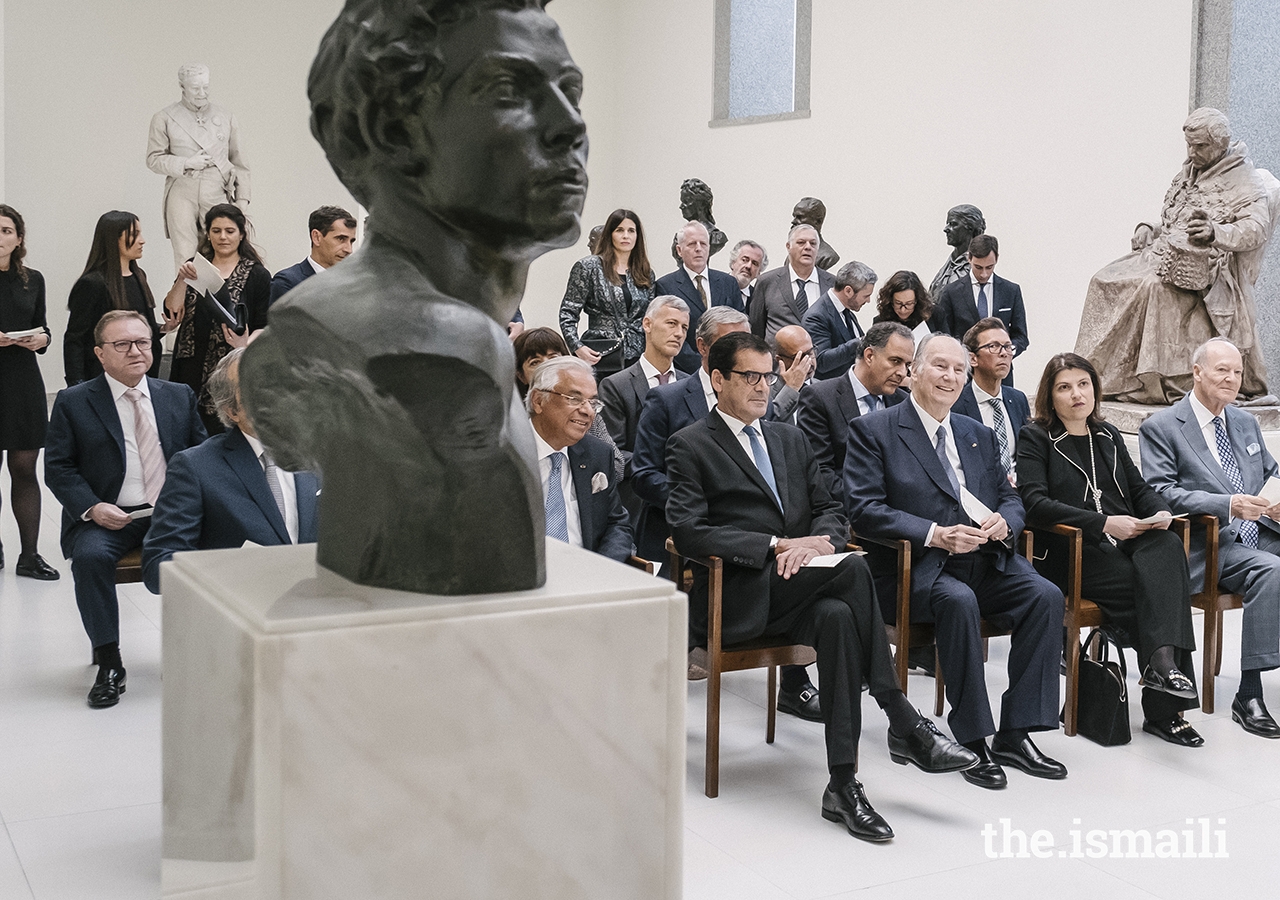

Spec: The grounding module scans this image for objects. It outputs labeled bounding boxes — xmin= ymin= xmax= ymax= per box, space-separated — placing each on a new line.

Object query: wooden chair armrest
xmin=626 ymin=555 xmax=655 ymax=575
xmin=1028 ymin=523 xmax=1083 ymax=611
xmin=1018 ymin=529 xmax=1034 ymax=561
xmin=1181 ymin=514 xmax=1222 ymax=598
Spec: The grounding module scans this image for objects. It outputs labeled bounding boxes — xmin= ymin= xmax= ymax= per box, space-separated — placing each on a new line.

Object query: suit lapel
xmin=761 ymin=422 xmax=789 ymax=514
xmin=148 ymin=380 xmax=181 ymax=458
xmin=567 ymin=443 xmax=595 ymax=547
xmin=1178 ymin=403 xmax=1233 ymax=493
xmin=898 ymin=405 xmax=959 ymax=501
xmin=295 ymin=472 xmax=319 ymax=543
xmin=952 ymin=417 xmax=988 ymax=498
xmin=1226 ymin=408 xmax=1263 ymax=491
xmin=684 ymin=374 xmax=708 ymax=419
xmin=628 ymin=364 xmax=650 ymax=410
xmin=675 ymin=268 xmax=705 ymax=316
xmin=224 ymin=428 xmax=290 ymax=544
xmin=709 ymin=412 xmax=781 ymax=512
xmin=87 ymin=376 xmax=126 ymax=462
xmin=835 ymin=375 xmax=861 ymax=423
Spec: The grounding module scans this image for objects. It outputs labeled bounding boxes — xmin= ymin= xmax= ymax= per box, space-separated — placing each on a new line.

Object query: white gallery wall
xmin=4 ymin=0 xmax=1192 ymax=392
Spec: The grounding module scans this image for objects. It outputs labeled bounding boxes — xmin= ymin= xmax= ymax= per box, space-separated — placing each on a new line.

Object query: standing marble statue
xmin=928 ymin=204 xmax=986 ymax=301
xmin=671 ymin=178 xmax=727 ymax=261
xmin=1076 ymin=108 xmax=1279 ymax=403
xmin=791 ymin=197 xmax=839 ymax=271
xmin=240 ymin=0 xmax=589 ymax=594
xmin=146 ymin=64 xmax=251 ymax=268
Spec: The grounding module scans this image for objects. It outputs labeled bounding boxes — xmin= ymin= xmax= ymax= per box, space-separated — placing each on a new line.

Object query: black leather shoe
xmin=990 ymin=734 xmax=1068 ymax=779
xmin=1231 ymin=696 xmax=1280 ymax=739
xmin=960 ymin=743 xmax=1007 ymax=790
xmin=87 ymin=666 xmax=126 ymax=709
xmin=907 ymin=645 xmax=936 ymax=677
xmin=888 ymin=717 xmax=979 ymax=773
xmin=777 ymin=683 xmax=822 ymax=721
xmin=15 ymin=553 xmax=59 ymax=581
xmin=1139 ymin=665 xmax=1198 ymax=700
xmin=1142 ymin=715 xmax=1204 ymax=747
xmin=822 ymin=781 xmax=893 ymax=842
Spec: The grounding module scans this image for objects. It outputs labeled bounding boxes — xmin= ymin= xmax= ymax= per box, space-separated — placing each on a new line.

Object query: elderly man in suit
xmin=527 ymin=356 xmax=632 ymax=562
xmin=44 ymin=311 xmax=207 ymax=708
xmin=667 ymin=331 xmax=977 ymax=841
xmin=142 ymin=348 xmax=320 ymax=593
xmin=930 ymin=235 xmax=1027 ymax=387
xmin=599 ymin=295 xmax=690 ymax=523
xmin=728 ymin=239 xmax=767 ymax=314
xmin=1140 ymin=337 xmax=1280 ymax=738
xmin=749 ymin=224 xmax=836 ymax=342
xmin=146 ymin=64 xmax=251 ymax=267
xmin=269 ymin=206 xmax=358 ymax=305
xmin=802 ymin=260 xmax=878 ymax=381
xmin=798 ymin=321 xmax=913 ymax=502
xmin=654 ymin=222 xmax=741 ymax=374
xmin=845 ymin=334 xmax=1066 ymax=789
xmin=954 ymin=317 xmax=1031 ymax=482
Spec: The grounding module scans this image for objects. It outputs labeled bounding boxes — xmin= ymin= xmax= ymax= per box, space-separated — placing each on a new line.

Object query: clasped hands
xmin=0 ymin=332 xmax=48 ymax=351
xmin=774 ymin=535 xmax=833 ymax=578
xmin=1103 ymin=511 xmax=1173 ymax=541
xmin=928 ymin=513 xmax=1010 ymax=555
xmin=1231 ymin=494 xmax=1280 ymax=523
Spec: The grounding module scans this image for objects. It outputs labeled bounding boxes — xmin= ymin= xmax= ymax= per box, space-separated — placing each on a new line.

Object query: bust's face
xmin=180 ymin=71 xmax=210 ymax=110
xmin=1185 ymin=128 xmax=1227 ymax=169
xmin=417 ymin=6 xmax=588 ymax=248
xmin=943 ymin=212 xmax=974 ymax=250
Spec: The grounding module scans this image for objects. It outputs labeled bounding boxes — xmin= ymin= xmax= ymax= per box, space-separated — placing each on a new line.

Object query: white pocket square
xmin=591 ymin=472 xmax=609 ymax=494
xmin=1247 ymin=443 xmax=1261 ymax=455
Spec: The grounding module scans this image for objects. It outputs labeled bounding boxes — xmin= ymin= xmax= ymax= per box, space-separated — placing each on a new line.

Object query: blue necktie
xmin=743 ymin=425 xmax=782 ymax=510
xmin=862 ymin=394 xmax=881 ymax=416
xmin=934 ymin=425 xmax=961 ymax=498
xmin=1214 ymin=417 xmax=1258 ymax=549
xmin=977 ymin=284 xmax=989 ymax=318
xmin=545 ymin=452 xmax=570 ymax=543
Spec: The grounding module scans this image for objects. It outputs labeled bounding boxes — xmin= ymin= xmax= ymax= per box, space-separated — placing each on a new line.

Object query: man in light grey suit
xmin=1140 ymin=338 xmax=1280 ymax=738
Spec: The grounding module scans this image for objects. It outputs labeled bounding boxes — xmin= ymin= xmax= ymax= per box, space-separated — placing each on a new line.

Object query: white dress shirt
xmin=304 ymin=255 xmax=326 ymax=274
xmin=1188 ymin=390 xmax=1227 ymax=471
xmin=970 ymin=381 xmax=1017 ymax=476
xmin=848 ymin=369 xmax=881 ymax=416
xmin=788 ymin=263 xmax=821 ymax=309
xmin=534 ymin=429 xmax=582 ymax=548
xmin=698 ymin=367 xmax=716 ymax=411
xmin=105 ymin=373 xmax=156 ymax=508
xmin=243 ymin=431 xmax=299 ymax=543
xmin=971 ymin=277 xmax=995 ymax=316
xmin=638 ymin=354 xmax=674 ymax=389
xmin=718 ymin=409 xmax=771 ymax=469
xmin=911 ymin=397 xmax=968 ymax=547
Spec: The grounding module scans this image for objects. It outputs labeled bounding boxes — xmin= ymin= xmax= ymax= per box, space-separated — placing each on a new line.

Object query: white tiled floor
xmin=2 ymin=465 xmax=1279 ymax=899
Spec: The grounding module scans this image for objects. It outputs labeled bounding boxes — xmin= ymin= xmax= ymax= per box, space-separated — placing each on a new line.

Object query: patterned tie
xmin=124 ymin=388 xmax=166 ymax=506
xmin=656 ymin=370 xmax=672 ymax=386
xmin=743 ymin=425 xmax=782 ymax=509
xmin=1214 ymin=417 xmax=1259 ymax=548
xmin=934 ymin=425 xmax=961 ymax=498
xmin=695 ymin=274 xmax=709 ymax=309
xmin=842 ymin=307 xmax=862 ymax=339
xmin=988 ymin=398 xmax=1012 ymax=474
xmin=795 ymin=278 xmax=808 ymax=309
xmin=544 ymin=452 xmax=570 ymax=543
xmin=260 ymin=452 xmax=288 ymax=534
xmin=977 ymin=283 xmax=989 ymax=318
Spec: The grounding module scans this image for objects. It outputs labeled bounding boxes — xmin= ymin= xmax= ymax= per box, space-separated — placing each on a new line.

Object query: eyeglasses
xmin=892 ymin=301 xmax=916 ymax=311
xmin=545 ymin=390 xmax=603 ymax=414
xmin=99 ymin=338 xmax=152 ymax=353
xmin=977 ymin=342 xmax=1015 ymax=356
xmin=729 ymin=369 xmax=779 ymax=386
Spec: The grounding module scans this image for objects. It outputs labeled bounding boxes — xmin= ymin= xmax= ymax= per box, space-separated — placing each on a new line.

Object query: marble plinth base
xmin=1104 ymin=401 xmax=1280 ymax=461
xmin=161 ymin=541 xmax=686 ymax=900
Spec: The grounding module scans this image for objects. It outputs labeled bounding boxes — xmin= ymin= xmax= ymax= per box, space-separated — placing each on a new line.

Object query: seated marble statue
xmin=240 ymin=0 xmax=589 ymax=594
xmin=1075 ymin=108 xmax=1279 ymax=404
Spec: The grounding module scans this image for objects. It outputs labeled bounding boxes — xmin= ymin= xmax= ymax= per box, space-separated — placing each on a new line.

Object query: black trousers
xmin=1080 ymin=528 xmax=1197 ymax=719
xmin=762 ymin=554 xmax=899 ymax=770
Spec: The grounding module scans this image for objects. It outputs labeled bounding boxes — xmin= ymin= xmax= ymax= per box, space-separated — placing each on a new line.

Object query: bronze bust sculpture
xmin=671 ymin=178 xmax=727 ymax=261
xmin=241 ymin=0 xmax=588 ymax=593
xmin=928 ymin=204 xmax=985 ymax=301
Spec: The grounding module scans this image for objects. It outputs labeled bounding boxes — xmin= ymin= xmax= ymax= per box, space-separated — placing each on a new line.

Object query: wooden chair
xmin=1185 ymin=514 xmax=1245 ymax=714
xmin=115 ymin=548 xmax=144 ymax=585
xmin=625 ymin=555 xmax=655 ymax=575
xmin=666 ymin=537 xmax=817 ymax=798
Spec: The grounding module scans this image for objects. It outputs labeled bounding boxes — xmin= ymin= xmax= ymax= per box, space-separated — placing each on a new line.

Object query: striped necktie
xmin=124 ymin=388 xmax=166 ymax=505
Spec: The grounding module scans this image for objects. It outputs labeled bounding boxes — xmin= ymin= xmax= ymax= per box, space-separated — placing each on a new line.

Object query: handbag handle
xmin=1082 ymin=627 xmax=1128 ymax=680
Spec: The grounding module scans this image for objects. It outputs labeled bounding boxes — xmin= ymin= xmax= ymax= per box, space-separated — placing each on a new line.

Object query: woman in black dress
xmin=164 ymin=203 xmax=270 ymax=435
xmin=64 ymin=211 xmax=165 ymax=387
xmin=1018 ymin=353 xmax=1203 ymax=746
xmin=0 ymin=205 xmax=58 ymax=579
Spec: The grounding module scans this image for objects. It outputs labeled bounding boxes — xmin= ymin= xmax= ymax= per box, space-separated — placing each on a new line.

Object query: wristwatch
xmin=769 ymin=535 xmax=780 ymax=550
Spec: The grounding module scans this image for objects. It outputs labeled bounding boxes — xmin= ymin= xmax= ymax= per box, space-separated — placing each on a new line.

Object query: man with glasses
xmin=667 ymin=331 xmax=978 ymax=841
xmin=45 ymin=310 xmax=206 ymax=708
xmin=526 ymin=356 xmax=631 ymax=562
xmin=955 ymin=318 xmax=1031 ymax=482
xmin=930 ymin=234 xmax=1028 ymax=387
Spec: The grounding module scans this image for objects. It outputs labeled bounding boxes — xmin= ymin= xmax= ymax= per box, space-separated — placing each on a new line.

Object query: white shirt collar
xmin=1188 ymin=391 xmax=1223 ymax=430
xmin=788 ymin=263 xmax=818 ymax=286
xmin=971 ymin=380 xmax=1003 ymax=403
xmin=910 ymin=395 xmax=948 ymax=438
xmin=532 ymin=427 xmax=567 ymax=460
xmin=305 ymin=255 xmax=327 ymax=273
xmin=105 ymin=372 xmax=149 ymax=401
xmin=638 ymin=355 xmax=671 ymax=383
xmin=242 ymin=430 xmax=269 ymax=459
xmin=683 ymin=264 xmax=709 ymax=283
xmin=847 ymin=368 xmax=872 ymax=400
xmin=698 ymin=366 xmax=714 ymax=399
xmin=717 ymin=407 xmax=760 ymax=437
xmin=828 ymin=289 xmax=847 ymax=316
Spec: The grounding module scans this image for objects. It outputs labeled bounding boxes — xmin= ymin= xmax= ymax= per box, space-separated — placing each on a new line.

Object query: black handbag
xmin=1067 ymin=628 xmax=1131 ymax=746
xmin=582 ymin=336 xmax=625 ymax=378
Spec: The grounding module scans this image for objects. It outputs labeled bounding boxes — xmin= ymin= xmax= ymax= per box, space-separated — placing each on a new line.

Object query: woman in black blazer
xmin=1017 ymin=353 xmax=1201 ymax=746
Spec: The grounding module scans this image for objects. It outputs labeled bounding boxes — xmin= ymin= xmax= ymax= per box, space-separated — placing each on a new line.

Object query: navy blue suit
xmin=930 ymin=274 xmax=1028 ymax=387
xmin=269 ymin=259 xmax=315 ymax=306
xmin=951 ymin=382 xmax=1031 ymax=467
xmin=652 ymin=267 xmax=741 ymax=374
xmin=843 ymin=400 xmax=1062 ymax=744
xmin=44 ymin=375 xmax=206 ymax=649
xmin=563 ymin=433 xmax=633 ymax=562
xmin=141 ymin=427 xmax=320 ymax=593
xmin=801 ymin=293 xmax=864 ymax=381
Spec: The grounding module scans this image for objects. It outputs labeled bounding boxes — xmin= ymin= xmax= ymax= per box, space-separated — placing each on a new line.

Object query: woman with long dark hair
xmin=0 ymin=205 xmax=58 ymax=579
xmin=557 ymin=208 xmax=654 ymax=376
xmin=1017 ymin=353 xmax=1202 ymax=746
xmin=164 ymin=203 xmax=270 ymax=434
xmin=872 ymin=269 xmax=932 ymax=330
xmin=64 ymin=211 xmax=164 ymax=386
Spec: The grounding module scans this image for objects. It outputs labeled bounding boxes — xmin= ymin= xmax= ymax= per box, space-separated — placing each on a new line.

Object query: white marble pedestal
xmin=160 ymin=541 xmax=686 ymax=899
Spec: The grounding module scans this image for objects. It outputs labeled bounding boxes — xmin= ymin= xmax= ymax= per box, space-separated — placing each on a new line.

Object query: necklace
xmin=1084 ymin=433 xmax=1117 ymax=546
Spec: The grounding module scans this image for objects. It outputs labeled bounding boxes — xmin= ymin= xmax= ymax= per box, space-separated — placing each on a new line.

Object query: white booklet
xmin=184 ymin=252 xmax=225 ymax=296
xmin=1259 ymin=476 xmax=1280 ymax=507
xmin=959 ymin=486 xmax=994 ymax=525
xmin=2 ymin=327 xmax=44 ymax=339
xmin=1135 ymin=512 xmax=1174 ymax=525
xmin=803 ymin=550 xmax=866 ymax=568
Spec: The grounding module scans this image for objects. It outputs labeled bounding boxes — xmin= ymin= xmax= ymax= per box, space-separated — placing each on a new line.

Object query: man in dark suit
xmin=801 ymin=260 xmax=878 ymax=380
xmin=654 ymin=222 xmax=742 ymax=374
xmin=798 ymin=321 xmax=913 ymax=502
xmin=728 ymin=239 xmax=766 ymax=314
xmin=930 ymin=235 xmax=1028 ymax=387
xmin=845 ymin=334 xmax=1066 ymax=789
xmin=748 ymin=225 xmax=835 ymax=342
xmin=527 ymin=356 xmax=632 ymax=561
xmin=953 ymin=317 xmax=1032 ymax=481
xmin=268 ymin=206 xmax=357 ymax=305
xmin=1141 ymin=338 xmax=1280 ymax=738
xmin=598 ymin=295 xmax=690 ymax=525
xmin=44 ymin=310 xmax=207 ymax=708
xmin=142 ymin=348 xmax=320 ymax=593
xmin=667 ymin=332 xmax=976 ymax=841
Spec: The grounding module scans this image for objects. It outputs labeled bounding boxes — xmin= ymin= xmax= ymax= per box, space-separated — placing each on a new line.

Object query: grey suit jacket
xmin=748 ymin=265 xmax=835 ymax=341
xmin=1139 ymin=395 xmax=1280 ymax=580
xmin=598 ymin=360 xmax=687 ymax=476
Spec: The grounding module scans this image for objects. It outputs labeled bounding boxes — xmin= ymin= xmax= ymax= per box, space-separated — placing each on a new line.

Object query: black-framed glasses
xmin=546 ymin=390 xmax=603 ymax=414
xmin=729 ymin=369 xmax=779 ymax=386
xmin=99 ymin=338 xmax=152 ymax=353
xmin=977 ymin=341 xmax=1015 ymax=356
